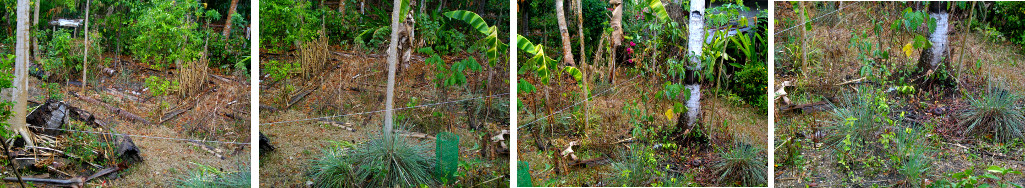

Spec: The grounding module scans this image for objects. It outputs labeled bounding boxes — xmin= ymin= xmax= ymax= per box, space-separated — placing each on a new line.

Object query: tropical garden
xmin=0 ymin=0 xmax=251 ymax=187
xmin=775 ymin=1 xmax=1025 ymax=187
xmin=516 ymin=0 xmax=768 ymax=186
xmin=258 ymin=0 xmax=510 ymax=187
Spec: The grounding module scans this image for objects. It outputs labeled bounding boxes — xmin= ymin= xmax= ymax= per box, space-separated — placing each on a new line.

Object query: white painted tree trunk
xmin=383 ymin=0 xmax=402 ymax=141
xmin=14 ymin=0 xmax=34 ymax=147
xmin=922 ymin=3 xmax=948 ymax=71
xmin=684 ymin=0 xmax=704 ymax=127
xmin=556 ymin=0 xmax=575 ymax=66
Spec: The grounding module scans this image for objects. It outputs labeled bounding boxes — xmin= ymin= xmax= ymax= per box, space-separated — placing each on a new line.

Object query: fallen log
xmin=3 ymin=167 xmax=118 ymax=187
xmin=187 ymin=141 xmax=226 ymax=160
xmin=287 ymin=87 xmax=316 ymax=109
xmin=778 ymin=101 xmax=832 ymax=113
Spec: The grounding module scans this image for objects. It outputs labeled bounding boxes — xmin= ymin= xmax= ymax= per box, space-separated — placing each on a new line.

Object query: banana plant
xmin=443 ymin=10 xmax=508 ymax=67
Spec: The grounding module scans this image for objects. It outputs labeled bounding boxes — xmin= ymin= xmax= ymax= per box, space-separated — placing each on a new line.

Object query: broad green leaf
xmin=518 ymin=79 xmax=536 ymax=94
xmin=648 ymin=0 xmax=671 ymax=23
xmin=443 ymin=10 xmax=491 ymax=35
xmin=398 ymin=0 xmax=411 ymax=21
xmin=564 ymin=66 xmax=582 ymax=82
xmin=517 ymin=34 xmax=540 ymax=56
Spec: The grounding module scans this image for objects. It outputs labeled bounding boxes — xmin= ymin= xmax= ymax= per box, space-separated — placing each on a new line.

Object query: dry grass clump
xmin=297 ymin=31 xmax=330 ymax=81
xmin=176 ymin=55 xmax=208 ymax=98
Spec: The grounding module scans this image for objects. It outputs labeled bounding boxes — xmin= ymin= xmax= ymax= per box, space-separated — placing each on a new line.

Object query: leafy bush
xmin=310 ymin=135 xmax=435 ymax=187
xmin=131 ymin=0 xmax=205 ymax=70
xmin=992 ymin=2 xmax=1025 ymax=50
xmin=960 ymin=81 xmax=1025 ymax=143
xmin=933 ymin=165 xmax=1023 ymax=188
xmin=260 ymin=0 xmax=323 ymax=52
xmin=713 ymin=143 xmax=767 ymax=186
xmin=175 ymin=163 xmax=250 ymax=188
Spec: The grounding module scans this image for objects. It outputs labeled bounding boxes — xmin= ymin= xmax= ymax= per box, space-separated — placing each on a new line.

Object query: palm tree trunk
xmin=683 ymin=0 xmax=704 ymax=128
xmin=556 ymin=0 xmax=575 ymax=66
xmin=14 ymin=0 xmax=34 ymax=148
xmin=223 ymin=0 xmax=239 ymax=37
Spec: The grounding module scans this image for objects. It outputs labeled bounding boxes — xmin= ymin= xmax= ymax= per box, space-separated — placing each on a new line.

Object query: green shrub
xmin=713 ymin=143 xmax=767 ymax=186
xmin=260 ymin=0 xmax=323 ymax=52
xmin=992 ymin=2 xmax=1025 ymax=50
xmin=960 ymin=81 xmax=1025 ymax=143
xmin=130 ymin=0 xmax=205 ymax=70
xmin=311 ymin=135 xmax=435 ymax=187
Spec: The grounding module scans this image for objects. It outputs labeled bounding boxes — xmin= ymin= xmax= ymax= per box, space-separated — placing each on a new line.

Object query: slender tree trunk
xmin=31 ymin=0 xmax=39 ymax=63
xmin=609 ymin=0 xmax=623 ymax=83
xmin=918 ymin=2 xmax=949 ymax=75
xmin=340 ymin=0 xmax=346 ymax=13
xmin=573 ymin=0 xmax=590 ymax=137
xmin=383 ymin=0 xmax=402 ymax=143
xmin=14 ymin=0 xmax=34 ymax=148
xmin=575 ymin=0 xmax=585 ymax=67
xmin=800 ymin=2 xmax=807 ymax=78
xmin=83 ymin=0 xmax=90 ymax=92
xmin=555 ymin=0 xmax=575 ymax=66
xmin=683 ymin=0 xmax=704 ymax=128
xmin=223 ymin=0 xmax=239 ymax=37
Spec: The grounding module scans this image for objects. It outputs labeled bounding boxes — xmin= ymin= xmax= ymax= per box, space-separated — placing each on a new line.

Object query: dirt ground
xmin=258 ymin=48 xmax=510 ymax=187
xmin=774 ymin=2 xmax=1025 ymax=187
xmin=1 ymin=56 xmax=251 ymax=187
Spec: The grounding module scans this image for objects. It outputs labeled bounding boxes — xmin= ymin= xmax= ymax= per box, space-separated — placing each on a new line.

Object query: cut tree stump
xmin=259 ymin=132 xmax=274 ymax=153
xmin=116 ymin=135 xmax=143 ymax=163
xmin=26 ymin=99 xmax=69 ymax=136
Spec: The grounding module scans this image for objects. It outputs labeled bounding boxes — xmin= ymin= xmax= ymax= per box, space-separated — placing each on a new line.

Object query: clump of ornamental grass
xmin=175 ymin=163 xmax=250 ymax=188
xmin=713 ymin=143 xmax=767 ymax=186
xmin=310 ymin=134 xmax=435 ymax=187
xmin=961 ymin=81 xmax=1025 ymax=143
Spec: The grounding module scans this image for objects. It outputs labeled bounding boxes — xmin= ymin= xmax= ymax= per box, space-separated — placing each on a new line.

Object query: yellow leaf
xmin=903 ymin=42 xmax=914 ymax=58
xmin=665 ymin=108 xmax=674 ymax=120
